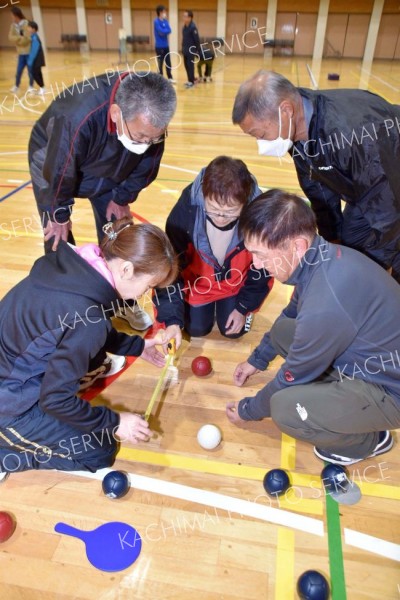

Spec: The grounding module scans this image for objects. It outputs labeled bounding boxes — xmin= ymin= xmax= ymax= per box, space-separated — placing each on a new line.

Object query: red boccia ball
xmin=191 ymin=356 xmax=212 ymax=377
xmin=0 ymin=512 xmax=15 ymax=543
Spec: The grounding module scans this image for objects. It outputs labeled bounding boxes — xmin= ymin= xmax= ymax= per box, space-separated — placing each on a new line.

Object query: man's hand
xmin=43 ymin=220 xmax=72 ymax=251
xmin=226 ymin=401 xmax=246 ymax=426
xmin=106 ymin=200 xmax=132 ymax=221
xmin=116 ymin=412 xmax=152 ymax=443
xmin=233 ymin=361 xmax=259 ymax=387
xmin=225 ymin=309 xmax=246 ymax=335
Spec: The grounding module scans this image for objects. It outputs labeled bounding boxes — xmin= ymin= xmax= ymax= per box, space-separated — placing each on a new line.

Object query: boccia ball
xmin=191 ymin=356 xmax=212 ymax=377
xmin=102 ymin=471 xmax=130 ymax=499
xmin=0 ymin=511 xmax=15 ymax=543
xmin=297 ymin=570 xmax=330 ymax=600
xmin=263 ymin=468 xmax=290 ymax=496
xmin=197 ymin=424 xmax=222 ymax=450
xmin=321 ymin=464 xmax=350 ymax=495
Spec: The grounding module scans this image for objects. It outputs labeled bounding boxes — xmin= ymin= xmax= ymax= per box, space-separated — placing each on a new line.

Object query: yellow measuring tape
xmin=143 ymin=339 xmax=176 ymax=421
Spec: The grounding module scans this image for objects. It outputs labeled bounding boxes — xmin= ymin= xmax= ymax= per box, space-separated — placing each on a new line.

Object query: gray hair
xmin=115 ymin=72 xmax=177 ymax=128
xmin=232 ymin=70 xmax=299 ymax=124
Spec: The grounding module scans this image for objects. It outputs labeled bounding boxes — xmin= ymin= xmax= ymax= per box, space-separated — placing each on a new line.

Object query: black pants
xmin=31 ymin=64 xmax=44 ymax=88
xmin=183 ymin=54 xmax=195 ymax=83
xmin=0 ymin=404 xmax=118 ymax=473
xmin=156 ymin=47 xmax=173 ymax=79
xmin=197 ymin=58 xmax=214 ymax=79
xmin=341 ymin=203 xmax=400 ymax=283
xmin=184 ymin=296 xmax=247 ymax=339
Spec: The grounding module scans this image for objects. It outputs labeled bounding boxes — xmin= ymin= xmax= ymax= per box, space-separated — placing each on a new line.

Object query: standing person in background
xmin=8 ymin=6 xmax=34 ymax=94
xmin=182 ymin=10 xmax=201 ymax=88
xmin=154 ymin=5 xmax=176 ymax=84
xmin=196 ymin=41 xmax=215 ymax=83
xmin=27 ymin=22 xmax=46 ymax=96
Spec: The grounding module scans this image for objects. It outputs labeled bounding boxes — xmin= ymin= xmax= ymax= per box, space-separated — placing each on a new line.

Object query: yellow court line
xmin=281 ymin=433 xmax=296 ymax=472
xmin=275 ymin=528 xmax=295 ymax=600
xmin=117 ymin=446 xmax=400 ymax=501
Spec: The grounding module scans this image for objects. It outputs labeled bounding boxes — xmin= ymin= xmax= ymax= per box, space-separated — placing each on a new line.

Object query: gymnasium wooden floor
xmin=0 ymin=48 xmax=399 ymax=599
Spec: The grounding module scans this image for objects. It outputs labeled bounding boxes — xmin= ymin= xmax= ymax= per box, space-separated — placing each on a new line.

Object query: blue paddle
xmin=54 ymin=521 xmax=142 ymax=572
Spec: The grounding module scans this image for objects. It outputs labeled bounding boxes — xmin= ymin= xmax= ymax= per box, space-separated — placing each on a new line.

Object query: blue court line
xmin=0 ymin=180 xmax=31 ymax=203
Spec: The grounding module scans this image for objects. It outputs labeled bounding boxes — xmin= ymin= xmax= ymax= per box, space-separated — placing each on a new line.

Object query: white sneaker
xmin=168 ymin=78 xmax=177 ymax=84
xmin=79 ymin=354 xmax=126 ymax=391
xmin=27 ymin=86 xmax=36 ymax=94
xmin=0 ymin=472 xmax=9 ymax=484
xmin=10 ymin=85 xmax=19 ymax=93
xmin=115 ymin=306 xmax=153 ymax=330
xmin=37 ymin=87 xmax=46 ymax=96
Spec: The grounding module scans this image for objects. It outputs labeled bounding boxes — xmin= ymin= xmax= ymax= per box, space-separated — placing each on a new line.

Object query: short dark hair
xmin=184 ymin=10 xmax=194 ymax=18
xmin=11 ymin=7 xmax=24 ymax=19
xmin=202 ymin=156 xmax=254 ymax=207
xmin=239 ymin=189 xmax=316 ymax=248
xmin=28 ymin=21 xmax=38 ymax=31
xmin=156 ymin=5 xmax=166 ymax=16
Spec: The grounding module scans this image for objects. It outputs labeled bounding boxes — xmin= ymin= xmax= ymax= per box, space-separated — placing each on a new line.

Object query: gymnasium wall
xmin=0 ymin=0 xmax=399 ymax=59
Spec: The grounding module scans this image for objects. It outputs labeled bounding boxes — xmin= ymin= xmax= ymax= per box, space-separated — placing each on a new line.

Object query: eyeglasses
xmin=204 ymin=209 xmax=242 ymax=221
xmin=123 ymin=117 xmax=167 ymax=145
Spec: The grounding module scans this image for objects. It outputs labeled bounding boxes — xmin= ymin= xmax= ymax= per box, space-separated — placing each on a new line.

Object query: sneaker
xmin=314 ymin=430 xmax=393 ymax=465
xmin=27 ymin=86 xmax=36 ymax=93
xmin=0 ymin=472 xmax=9 ymax=484
xmin=205 ymin=77 xmax=212 ymax=83
xmin=244 ymin=313 xmax=254 ymax=333
xmin=184 ymin=82 xmax=194 ymax=88
xmin=10 ymin=85 xmax=19 ymax=93
xmin=37 ymin=87 xmax=46 ymax=96
xmin=79 ymin=354 xmax=126 ymax=391
xmin=168 ymin=78 xmax=177 ymax=84
xmin=115 ymin=306 xmax=153 ymax=331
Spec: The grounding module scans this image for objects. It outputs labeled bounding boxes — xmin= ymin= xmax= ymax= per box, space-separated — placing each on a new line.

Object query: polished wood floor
xmin=0 ymin=49 xmax=399 ymax=599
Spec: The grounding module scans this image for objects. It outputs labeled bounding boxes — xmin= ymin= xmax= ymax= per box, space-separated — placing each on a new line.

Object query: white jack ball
xmin=197 ymin=424 xmax=222 ymax=450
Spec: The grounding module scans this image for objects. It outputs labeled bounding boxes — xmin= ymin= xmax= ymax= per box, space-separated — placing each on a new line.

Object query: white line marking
xmin=160 ymin=163 xmax=198 ymax=175
xmin=360 ymin=69 xmax=400 ymax=92
xmin=66 ymin=468 xmax=324 ymax=537
xmin=0 ymin=151 xmax=27 ymax=156
xmin=161 ymin=189 xmax=179 ymax=193
xmin=344 ymin=528 xmax=400 ymax=562
xmin=7 ymin=179 xmax=24 ymax=183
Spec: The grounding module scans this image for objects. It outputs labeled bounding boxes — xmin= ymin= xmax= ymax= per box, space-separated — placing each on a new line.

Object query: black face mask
xmin=206 ymin=215 xmax=239 ymax=231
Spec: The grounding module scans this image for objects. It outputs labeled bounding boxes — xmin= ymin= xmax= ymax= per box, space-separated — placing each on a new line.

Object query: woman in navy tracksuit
xmin=155 ymin=156 xmax=274 ymax=340
xmin=0 ymin=219 xmax=177 ymax=477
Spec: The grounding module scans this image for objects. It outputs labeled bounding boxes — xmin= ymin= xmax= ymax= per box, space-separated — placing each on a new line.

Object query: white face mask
xmin=257 ymin=106 xmax=293 ymax=157
xmin=117 ymin=114 xmax=150 ymax=154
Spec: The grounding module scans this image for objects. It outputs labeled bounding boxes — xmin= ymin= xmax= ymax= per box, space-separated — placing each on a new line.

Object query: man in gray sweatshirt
xmin=226 ymin=189 xmax=400 ymax=465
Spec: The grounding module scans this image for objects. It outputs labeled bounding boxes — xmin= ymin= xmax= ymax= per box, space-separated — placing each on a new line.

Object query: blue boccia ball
xmin=263 ymin=468 xmax=290 ymax=496
xmin=321 ymin=464 xmax=350 ymax=495
xmin=297 ymin=570 xmax=330 ymax=600
xmin=102 ymin=470 xmax=130 ymax=499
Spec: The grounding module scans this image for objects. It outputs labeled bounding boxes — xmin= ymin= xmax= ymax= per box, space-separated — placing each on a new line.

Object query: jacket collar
xmin=285 ymin=234 xmax=328 ymax=285
xmin=107 ymin=71 xmax=132 ymax=134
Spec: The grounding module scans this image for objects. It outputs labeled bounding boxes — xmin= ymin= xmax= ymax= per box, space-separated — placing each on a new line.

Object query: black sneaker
xmin=244 ymin=313 xmax=254 ymax=333
xmin=314 ymin=430 xmax=393 ymax=465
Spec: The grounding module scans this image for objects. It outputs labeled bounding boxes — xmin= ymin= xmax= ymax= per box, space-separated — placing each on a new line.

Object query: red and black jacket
xmin=154 ymin=170 xmax=274 ymax=327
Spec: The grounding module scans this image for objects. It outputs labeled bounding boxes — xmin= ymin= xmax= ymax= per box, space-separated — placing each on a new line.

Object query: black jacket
xmin=292 ymin=88 xmax=400 ymax=253
xmin=182 ymin=21 xmax=200 ymax=55
xmin=28 ymin=72 xmax=164 ymax=223
xmin=0 ymin=243 xmax=144 ymax=431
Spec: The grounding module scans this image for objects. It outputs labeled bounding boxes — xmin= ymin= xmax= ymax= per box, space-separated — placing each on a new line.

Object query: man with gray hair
xmin=232 ymin=70 xmax=400 ymax=283
xmin=29 ymin=71 xmax=176 ymax=329
xmin=227 ymin=189 xmax=400 ymax=466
